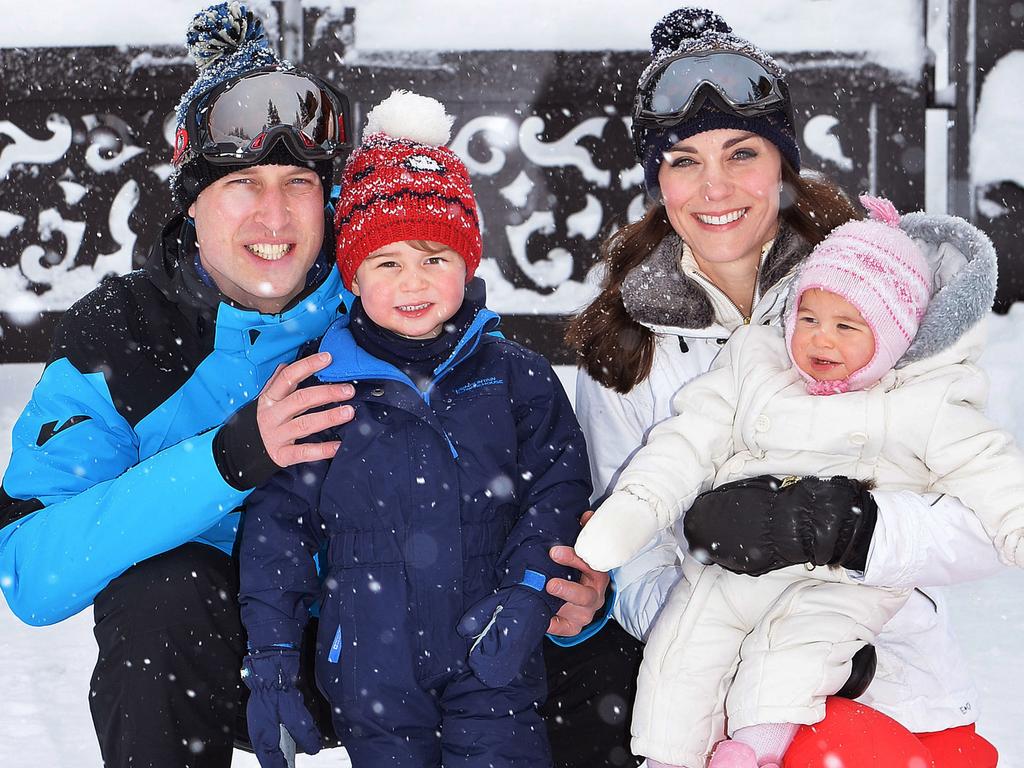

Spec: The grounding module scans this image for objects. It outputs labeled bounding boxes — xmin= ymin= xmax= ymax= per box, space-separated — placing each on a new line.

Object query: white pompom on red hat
xmin=363 ymin=89 xmax=455 ymax=146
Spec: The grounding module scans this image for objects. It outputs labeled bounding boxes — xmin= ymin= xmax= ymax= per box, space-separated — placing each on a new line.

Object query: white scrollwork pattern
xmin=519 ymin=116 xmax=611 ymax=187
xmin=450 ymin=116 xmax=519 ymax=176
xmin=0 ymin=114 xmax=73 ymax=181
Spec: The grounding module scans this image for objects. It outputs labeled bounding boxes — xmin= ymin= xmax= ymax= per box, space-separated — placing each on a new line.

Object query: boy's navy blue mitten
xmin=457 ymin=585 xmax=554 ymax=688
xmin=242 ymin=648 xmax=322 ymax=768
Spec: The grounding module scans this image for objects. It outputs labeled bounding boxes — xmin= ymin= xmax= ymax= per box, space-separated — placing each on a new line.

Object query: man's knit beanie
xmin=636 ymin=7 xmax=801 ymax=197
xmin=334 ymin=91 xmax=482 ymax=290
xmin=169 ymin=2 xmax=334 ymax=211
xmin=785 ymin=195 xmax=933 ymax=394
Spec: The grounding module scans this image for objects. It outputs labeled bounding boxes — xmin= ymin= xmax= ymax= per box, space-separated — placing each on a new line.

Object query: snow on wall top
xmin=3 ymin=0 xmax=925 ymax=80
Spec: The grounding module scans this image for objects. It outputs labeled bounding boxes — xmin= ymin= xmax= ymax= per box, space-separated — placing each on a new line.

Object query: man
xmin=0 ymin=4 xmax=616 ymax=767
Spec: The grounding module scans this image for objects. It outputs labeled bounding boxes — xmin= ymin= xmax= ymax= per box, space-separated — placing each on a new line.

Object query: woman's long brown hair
xmin=565 ymin=163 xmax=862 ymax=394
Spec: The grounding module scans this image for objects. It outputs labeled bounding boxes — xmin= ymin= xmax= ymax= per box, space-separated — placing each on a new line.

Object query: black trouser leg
xmin=541 ymin=621 xmax=645 ymax=768
xmin=89 ymin=543 xmax=246 ymax=768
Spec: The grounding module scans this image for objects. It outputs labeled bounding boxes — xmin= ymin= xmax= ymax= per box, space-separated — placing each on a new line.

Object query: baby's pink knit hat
xmin=785 ymin=195 xmax=933 ymax=394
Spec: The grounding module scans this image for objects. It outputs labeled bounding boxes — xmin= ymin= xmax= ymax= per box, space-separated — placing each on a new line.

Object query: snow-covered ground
xmin=2 ymin=307 xmax=1024 ymax=767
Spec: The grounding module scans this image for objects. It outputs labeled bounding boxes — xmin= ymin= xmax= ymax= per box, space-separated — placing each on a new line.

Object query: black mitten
xmin=683 ymin=475 xmax=878 ymax=576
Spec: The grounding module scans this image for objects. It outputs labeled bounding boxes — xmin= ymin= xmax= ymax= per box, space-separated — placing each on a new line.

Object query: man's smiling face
xmin=189 ymin=163 xmax=325 ymax=314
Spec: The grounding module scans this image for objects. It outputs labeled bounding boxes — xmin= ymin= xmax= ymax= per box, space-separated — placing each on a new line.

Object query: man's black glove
xmin=682 ymin=475 xmax=878 ymax=576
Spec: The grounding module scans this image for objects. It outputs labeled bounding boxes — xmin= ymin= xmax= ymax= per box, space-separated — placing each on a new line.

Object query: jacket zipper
xmin=685 ymin=264 xmax=759 ymax=326
xmin=326 ymin=314 xmax=494 ymax=460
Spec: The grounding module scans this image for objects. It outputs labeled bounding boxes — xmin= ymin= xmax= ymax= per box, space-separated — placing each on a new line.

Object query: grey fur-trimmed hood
xmin=898 ymin=211 xmax=998 ymax=365
xmin=621 ymin=224 xmax=811 ymax=331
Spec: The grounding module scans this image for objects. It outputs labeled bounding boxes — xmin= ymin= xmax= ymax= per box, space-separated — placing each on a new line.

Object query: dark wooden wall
xmin=2 ymin=6 xmax=1015 ymax=365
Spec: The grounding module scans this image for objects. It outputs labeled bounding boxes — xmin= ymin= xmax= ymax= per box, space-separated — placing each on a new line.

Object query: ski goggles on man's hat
xmin=173 ymin=67 xmax=352 ymax=167
xmin=631 ymin=50 xmax=793 ymax=159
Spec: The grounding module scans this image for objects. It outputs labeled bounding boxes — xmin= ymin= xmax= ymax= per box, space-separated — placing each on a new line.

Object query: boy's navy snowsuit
xmin=239 ymin=289 xmax=592 ymax=768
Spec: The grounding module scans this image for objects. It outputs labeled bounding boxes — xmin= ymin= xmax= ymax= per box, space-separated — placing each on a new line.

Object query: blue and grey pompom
xmin=650 ymin=7 xmax=732 ymax=55
xmin=173 ymin=2 xmax=282 ymax=137
xmin=186 ymin=1 xmax=271 ymax=71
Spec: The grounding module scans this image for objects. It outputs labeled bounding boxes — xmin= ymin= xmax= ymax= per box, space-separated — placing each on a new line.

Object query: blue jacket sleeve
xmin=238 ymin=459 xmax=328 ymax=649
xmin=497 ymin=356 xmax=593 ymax=614
xmin=0 ymin=358 xmax=250 ymax=626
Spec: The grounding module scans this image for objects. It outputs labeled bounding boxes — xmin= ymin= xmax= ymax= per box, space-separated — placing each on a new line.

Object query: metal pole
xmin=925 ymin=0 xmax=951 ymax=215
xmin=948 ymin=0 xmax=977 ymax=219
xmin=279 ymin=0 xmax=304 ymax=64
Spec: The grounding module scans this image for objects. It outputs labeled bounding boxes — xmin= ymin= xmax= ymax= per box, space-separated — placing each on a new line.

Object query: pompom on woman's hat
xmin=334 ymin=91 xmax=482 ymax=290
xmin=635 ymin=7 xmax=801 ymax=198
xmin=785 ymin=195 xmax=934 ymax=395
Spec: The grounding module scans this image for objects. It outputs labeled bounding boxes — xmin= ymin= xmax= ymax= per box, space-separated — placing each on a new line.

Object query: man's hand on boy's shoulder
xmin=257 ymin=352 xmax=356 ymax=467
xmin=545 ymin=511 xmax=611 ymax=636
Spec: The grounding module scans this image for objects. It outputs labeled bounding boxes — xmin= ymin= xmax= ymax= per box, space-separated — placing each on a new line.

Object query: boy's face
xmin=790 ymin=289 xmax=876 ymax=382
xmin=351 ymin=240 xmax=467 ymax=339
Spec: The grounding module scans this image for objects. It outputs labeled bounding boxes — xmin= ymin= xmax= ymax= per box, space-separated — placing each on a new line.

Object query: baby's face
xmin=790 ymin=289 xmax=876 ymax=382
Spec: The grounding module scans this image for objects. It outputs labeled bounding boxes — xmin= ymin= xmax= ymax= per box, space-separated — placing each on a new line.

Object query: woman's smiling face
xmin=657 ymin=129 xmax=782 ymax=272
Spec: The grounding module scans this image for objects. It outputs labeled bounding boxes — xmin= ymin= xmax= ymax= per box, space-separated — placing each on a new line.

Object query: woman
xmin=567 ymin=7 xmax=1000 ymax=767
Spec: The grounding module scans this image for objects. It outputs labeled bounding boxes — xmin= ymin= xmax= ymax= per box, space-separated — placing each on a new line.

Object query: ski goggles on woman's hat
xmin=631 ymin=50 xmax=793 ymax=159
xmin=173 ymin=67 xmax=352 ymax=167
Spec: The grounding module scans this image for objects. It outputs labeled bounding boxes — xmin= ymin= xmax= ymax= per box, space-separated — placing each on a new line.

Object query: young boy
xmin=236 ymin=90 xmax=591 ymax=768
xmin=575 ymin=196 xmax=1024 ymax=768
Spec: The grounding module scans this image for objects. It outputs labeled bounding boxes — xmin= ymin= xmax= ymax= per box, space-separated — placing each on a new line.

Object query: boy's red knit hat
xmin=334 ymin=90 xmax=482 ymax=289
